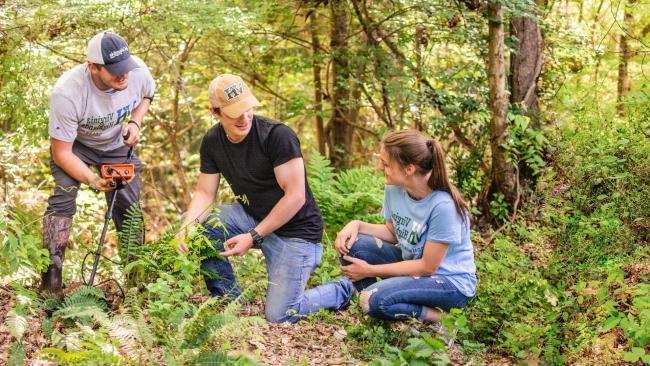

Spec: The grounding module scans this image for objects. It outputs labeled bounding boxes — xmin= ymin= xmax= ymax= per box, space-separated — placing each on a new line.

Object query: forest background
xmin=1 ymin=0 xmax=649 ymax=365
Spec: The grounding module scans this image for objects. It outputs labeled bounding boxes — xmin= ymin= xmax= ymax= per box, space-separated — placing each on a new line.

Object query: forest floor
xmin=0 ymin=281 xmax=510 ymax=365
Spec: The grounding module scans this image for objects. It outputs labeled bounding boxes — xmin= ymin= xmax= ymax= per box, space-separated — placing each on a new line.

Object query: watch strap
xmin=248 ymin=228 xmax=264 ymax=244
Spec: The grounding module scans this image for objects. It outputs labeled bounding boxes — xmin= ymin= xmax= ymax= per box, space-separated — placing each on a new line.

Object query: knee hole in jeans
xmin=359 ymin=287 xmax=378 ymax=314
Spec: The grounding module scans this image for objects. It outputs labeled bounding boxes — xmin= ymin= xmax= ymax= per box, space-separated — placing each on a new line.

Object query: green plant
xmin=0 ymin=205 xmax=50 ymax=280
xmin=489 ymin=192 xmax=509 ymax=223
xmin=369 ymin=331 xmax=451 ymax=366
xmin=505 ymin=113 xmax=548 ymax=177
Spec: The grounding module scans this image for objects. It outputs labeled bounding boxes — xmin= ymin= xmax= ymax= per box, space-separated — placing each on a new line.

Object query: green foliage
xmin=307 ymin=151 xmax=384 ymax=233
xmin=506 ymin=113 xmax=548 ymax=176
xmin=488 ymin=192 xmax=509 ymax=224
xmin=370 ymin=332 xmax=451 ymax=366
xmin=7 ymin=342 xmax=25 ymax=366
xmin=118 ymin=203 xmax=143 ymax=267
xmin=0 ymin=206 xmax=50 ymax=280
xmin=466 ymin=106 xmax=650 ymax=364
xmin=51 ymin=286 xmax=107 ymax=325
xmin=6 ymin=308 xmax=28 ymax=341
xmin=38 ymin=344 xmax=120 ymax=366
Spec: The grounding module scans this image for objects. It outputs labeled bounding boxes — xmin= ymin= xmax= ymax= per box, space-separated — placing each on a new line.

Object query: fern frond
xmin=180 ymin=297 xmax=237 ymax=348
xmin=7 ymin=341 xmax=25 ymax=366
xmin=6 ymin=309 xmax=27 ymax=340
xmin=194 ymin=351 xmax=230 ymax=365
xmin=118 ymin=203 xmax=143 ymax=266
xmin=334 ymin=166 xmax=383 ymax=195
xmin=63 ymin=286 xmax=107 ymax=307
xmin=102 ymin=315 xmax=140 ymax=360
xmin=307 ymin=150 xmax=335 ymax=184
xmin=52 ymin=287 xmax=108 ymax=323
xmin=216 ymin=315 xmax=265 ymax=339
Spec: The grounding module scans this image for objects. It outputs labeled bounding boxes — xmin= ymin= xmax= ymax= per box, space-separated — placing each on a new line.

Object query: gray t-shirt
xmin=48 ymin=56 xmax=155 ymax=151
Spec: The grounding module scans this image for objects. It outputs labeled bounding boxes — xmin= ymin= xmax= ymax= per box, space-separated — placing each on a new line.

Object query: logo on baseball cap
xmin=87 ymin=31 xmax=139 ymax=76
xmin=208 ymin=74 xmax=261 ymax=118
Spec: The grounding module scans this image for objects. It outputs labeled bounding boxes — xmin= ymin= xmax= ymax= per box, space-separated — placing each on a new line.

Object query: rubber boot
xmin=40 ymin=215 xmax=73 ymax=300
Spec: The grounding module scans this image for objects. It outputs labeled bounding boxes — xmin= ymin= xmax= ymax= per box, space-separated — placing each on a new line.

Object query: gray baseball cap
xmin=86 ymin=31 xmax=139 ymax=76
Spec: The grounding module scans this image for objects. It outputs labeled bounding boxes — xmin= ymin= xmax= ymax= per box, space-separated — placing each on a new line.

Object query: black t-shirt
xmin=199 ymin=115 xmax=323 ymax=242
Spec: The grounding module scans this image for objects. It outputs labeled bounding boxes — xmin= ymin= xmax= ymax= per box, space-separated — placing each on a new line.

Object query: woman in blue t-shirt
xmin=334 ymin=129 xmax=477 ymax=322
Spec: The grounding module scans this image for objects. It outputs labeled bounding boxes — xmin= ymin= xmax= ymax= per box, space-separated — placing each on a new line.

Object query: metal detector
xmin=84 ymin=132 xmax=135 ymax=289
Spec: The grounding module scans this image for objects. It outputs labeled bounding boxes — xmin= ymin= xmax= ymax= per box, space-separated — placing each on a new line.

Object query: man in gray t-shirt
xmin=42 ymin=31 xmax=155 ymax=298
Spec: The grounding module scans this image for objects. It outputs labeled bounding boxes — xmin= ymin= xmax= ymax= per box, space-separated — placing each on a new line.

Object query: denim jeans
xmin=201 ymin=203 xmax=353 ymax=323
xmin=343 ymin=234 xmax=471 ymax=321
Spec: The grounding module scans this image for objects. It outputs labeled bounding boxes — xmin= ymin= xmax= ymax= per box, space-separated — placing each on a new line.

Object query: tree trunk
xmin=309 ymin=9 xmax=326 ymax=155
xmin=328 ymin=0 xmax=354 ymax=168
xmin=488 ymin=1 xmax=517 ymax=207
xmin=168 ymin=38 xmax=197 ymax=208
xmin=617 ymin=0 xmax=634 ymax=116
xmin=510 ymin=7 xmax=543 ymax=127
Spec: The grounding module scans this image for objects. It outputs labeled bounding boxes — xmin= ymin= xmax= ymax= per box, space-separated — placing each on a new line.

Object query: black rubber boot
xmin=40 ymin=215 xmax=73 ymax=300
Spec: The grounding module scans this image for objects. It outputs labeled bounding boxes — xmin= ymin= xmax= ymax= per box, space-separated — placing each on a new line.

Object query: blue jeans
xmin=201 ymin=204 xmax=353 ymax=323
xmin=343 ymin=234 xmax=471 ymax=321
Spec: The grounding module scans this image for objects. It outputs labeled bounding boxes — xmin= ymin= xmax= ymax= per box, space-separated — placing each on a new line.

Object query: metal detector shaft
xmin=88 ymin=145 xmax=134 ymax=286
xmin=88 ymin=189 xmax=119 ymax=286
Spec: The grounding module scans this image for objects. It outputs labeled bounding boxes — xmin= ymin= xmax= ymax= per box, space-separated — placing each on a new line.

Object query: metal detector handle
xmin=122 ymin=130 xmax=134 ymax=163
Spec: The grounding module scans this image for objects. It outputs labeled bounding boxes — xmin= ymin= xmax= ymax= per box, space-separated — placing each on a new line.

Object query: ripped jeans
xmin=342 ymin=234 xmax=471 ymax=321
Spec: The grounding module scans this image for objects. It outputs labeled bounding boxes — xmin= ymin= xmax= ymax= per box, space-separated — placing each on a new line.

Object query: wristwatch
xmin=248 ymin=228 xmax=264 ymax=245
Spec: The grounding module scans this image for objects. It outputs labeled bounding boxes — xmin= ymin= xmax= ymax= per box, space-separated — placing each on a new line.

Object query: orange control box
xmin=100 ymin=164 xmax=135 ymax=180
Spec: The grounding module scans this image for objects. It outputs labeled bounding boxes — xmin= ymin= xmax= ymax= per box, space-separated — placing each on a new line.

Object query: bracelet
xmin=128 ymin=120 xmax=140 ymax=129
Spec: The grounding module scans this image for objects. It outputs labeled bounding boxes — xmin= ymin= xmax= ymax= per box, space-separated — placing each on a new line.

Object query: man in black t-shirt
xmin=178 ymin=74 xmax=353 ymax=323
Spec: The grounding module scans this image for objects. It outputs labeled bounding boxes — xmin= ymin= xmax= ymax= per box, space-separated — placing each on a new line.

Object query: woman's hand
xmin=335 ymin=220 xmax=360 ymax=256
xmin=341 ymin=256 xmax=373 ymax=281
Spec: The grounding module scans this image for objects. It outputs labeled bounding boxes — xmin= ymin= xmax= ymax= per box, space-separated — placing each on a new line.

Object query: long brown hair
xmin=382 ymin=129 xmax=468 ymax=220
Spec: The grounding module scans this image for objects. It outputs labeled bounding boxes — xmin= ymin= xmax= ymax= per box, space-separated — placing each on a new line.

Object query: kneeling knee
xmin=264 ymin=306 xmax=301 ymax=324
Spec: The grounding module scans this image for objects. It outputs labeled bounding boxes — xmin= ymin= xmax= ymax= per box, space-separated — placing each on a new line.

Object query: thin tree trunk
xmin=510 ymin=5 xmax=544 ymax=127
xmin=414 ymin=25 xmax=426 ymax=131
xmin=328 ymin=0 xmax=353 ymax=168
xmin=488 ymin=1 xmax=517 ymax=207
xmin=309 ymin=9 xmax=326 ymax=155
xmin=617 ymin=0 xmax=634 ymax=116
xmin=169 ymin=38 xmax=197 ymax=208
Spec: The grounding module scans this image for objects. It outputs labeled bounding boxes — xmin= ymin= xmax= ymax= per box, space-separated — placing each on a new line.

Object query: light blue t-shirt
xmin=382 ymin=185 xmax=477 ymax=297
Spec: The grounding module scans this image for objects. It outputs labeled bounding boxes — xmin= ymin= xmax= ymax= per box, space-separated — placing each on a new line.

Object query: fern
xmin=194 ymin=351 xmax=229 ymax=365
xmin=307 ymin=150 xmax=336 ymax=184
xmin=7 ymin=342 xmax=25 ymax=366
xmin=101 ymin=314 xmax=140 ymax=360
xmin=180 ymin=297 xmax=235 ymax=349
xmin=6 ymin=308 xmax=27 ymax=340
xmin=122 ymin=288 xmax=155 ymax=350
xmin=118 ymin=203 xmax=143 ymax=267
xmin=63 ymin=286 xmax=107 ymax=306
xmin=52 ymin=286 xmax=107 ymax=323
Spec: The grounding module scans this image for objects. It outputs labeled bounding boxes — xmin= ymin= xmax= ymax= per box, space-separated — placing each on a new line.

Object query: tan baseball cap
xmin=208 ymin=74 xmax=260 ymax=118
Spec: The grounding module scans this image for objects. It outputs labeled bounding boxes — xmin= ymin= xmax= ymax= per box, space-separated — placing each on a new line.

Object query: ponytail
xmin=427 ymin=140 xmax=468 ymax=222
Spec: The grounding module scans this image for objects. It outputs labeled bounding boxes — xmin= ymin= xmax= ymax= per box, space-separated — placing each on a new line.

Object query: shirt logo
xmin=224 ymin=82 xmax=244 ymax=101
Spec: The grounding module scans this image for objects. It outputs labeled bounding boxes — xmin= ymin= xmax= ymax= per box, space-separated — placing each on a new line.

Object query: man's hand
xmin=221 ymin=233 xmax=254 ymax=257
xmin=89 ymin=176 xmax=115 ymax=192
xmin=122 ymin=122 xmax=140 ymax=147
xmin=341 ymin=256 xmax=373 ymax=281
